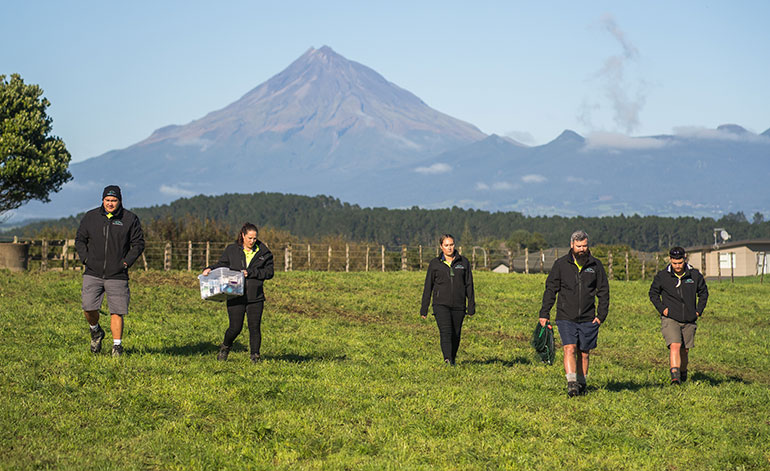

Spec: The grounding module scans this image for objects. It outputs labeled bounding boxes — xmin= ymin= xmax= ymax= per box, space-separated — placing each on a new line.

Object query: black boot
xmin=217 ymin=344 xmax=231 ymax=361
xmin=670 ymin=367 xmax=681 ymax=385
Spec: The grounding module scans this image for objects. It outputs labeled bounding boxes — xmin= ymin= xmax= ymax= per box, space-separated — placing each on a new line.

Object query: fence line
xmin=4 ymin=238 xmax=682 ymax=280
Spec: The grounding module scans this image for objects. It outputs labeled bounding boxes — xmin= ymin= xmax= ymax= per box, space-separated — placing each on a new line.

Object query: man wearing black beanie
xmin=75 ymin=185 xmax=145 ymax=357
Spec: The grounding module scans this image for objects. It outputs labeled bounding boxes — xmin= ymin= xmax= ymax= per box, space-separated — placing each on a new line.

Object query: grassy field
xmin=1 ymin=269 xmax=769 ymax=470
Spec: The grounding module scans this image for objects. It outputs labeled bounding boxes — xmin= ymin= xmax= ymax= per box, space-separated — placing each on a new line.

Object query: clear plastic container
xmin=198 ymin=267 xmax=244 ymax=302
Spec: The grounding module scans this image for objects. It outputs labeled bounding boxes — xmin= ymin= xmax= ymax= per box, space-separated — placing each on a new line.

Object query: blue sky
xmin=3 ymin=1 xmax=769 ymax=162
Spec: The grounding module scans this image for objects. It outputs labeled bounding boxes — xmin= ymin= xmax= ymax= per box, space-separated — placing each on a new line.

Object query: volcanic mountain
xmin=21 ymin=46 xmax=485 ymax=217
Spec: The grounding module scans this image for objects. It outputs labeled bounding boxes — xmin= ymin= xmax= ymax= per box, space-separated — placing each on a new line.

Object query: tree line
xmin=9 ymin=192 xmax=769 ymax=252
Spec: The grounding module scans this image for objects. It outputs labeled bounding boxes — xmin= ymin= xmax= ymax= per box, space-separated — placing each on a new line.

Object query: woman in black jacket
xmin=202 ymin=223 xmax=274 ymax=362
xmin=420 ymin=234 xmax=475 ymax=365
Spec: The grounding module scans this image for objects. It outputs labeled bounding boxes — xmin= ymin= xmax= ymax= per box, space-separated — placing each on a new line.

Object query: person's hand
xmin=663 ymin=308 xmax=669 ymax=317
xmin=242 ymin=270 xmax=248 ymax=277
xmin=420 ymin=314 xmax=427 ymax=320
xmin=202 ymin=268 xmax=211 ymax=276
xmin=539 ymin=318 xmax=547 ymax=327
xmin=593 ymin=317 xmax=602 ymax=325
xmin=696 ymin=312 xmax=701 ymax=317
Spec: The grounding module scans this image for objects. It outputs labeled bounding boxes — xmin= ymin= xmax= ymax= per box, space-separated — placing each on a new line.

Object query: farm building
xmin=685 ymin=239 xmax=770 ymax=278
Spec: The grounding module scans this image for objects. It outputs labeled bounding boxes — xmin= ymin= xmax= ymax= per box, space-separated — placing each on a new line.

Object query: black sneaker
xmin=670 ymin=367 xmax=681 ymax=385
xmin=567 ymin=381 xmax=580 ymax=397
xmin=111 ymin=344 xmax=123 ymax=358
xmin=681 ymin=370 xmax=688 ymax=383
xmin=250 ymin=353 xmax=261 ymax=363
xmin=217 ymin=344 xmax=230 ymax=361
xmin=578 ymin=383 xmax=587 ymax=395
xmin=90 ymin=325 xmax=105 ymax=353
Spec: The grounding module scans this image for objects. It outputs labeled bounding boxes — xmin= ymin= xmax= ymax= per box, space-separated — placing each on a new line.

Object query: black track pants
xmin=433 ymin=305 xmax=465 ymax=362
xmin=223 ymin=300 xmax=264 ymax=355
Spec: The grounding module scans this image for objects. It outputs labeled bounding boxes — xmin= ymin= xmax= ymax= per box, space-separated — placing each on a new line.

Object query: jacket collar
xmin=100 ymin=204 xmax=124 ymax=218
xmin=666 ymin=263 xmax=692 ymax=277
xmin=440 ymin=251 xmax=460 ymax=264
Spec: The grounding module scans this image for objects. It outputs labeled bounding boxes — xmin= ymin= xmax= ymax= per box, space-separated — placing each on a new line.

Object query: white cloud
xmin=492 ymin=181 xmax=514 ymax=190
xmin=673 ymin=126 xmax=769 ymax=142
xmin=585 ymin=132 xmax=666 ymax=150
xmin=475 ymin=182 xmax=490 ymax=190
xmin=415 ymin=163 xmax=451 ymax=174
xmin=521 ymin=174 xmax=547 ymax=184
xmin=159 ymin=185 xmax=196 ymax=198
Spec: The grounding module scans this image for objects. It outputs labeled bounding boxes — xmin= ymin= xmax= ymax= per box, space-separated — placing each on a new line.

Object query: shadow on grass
xmin=261 ymin=353 xmax=348 ymax=363
xmin=138 ymin=341 xmax=221 ymax=356
xmin=465 ymin=356 xmax=533 ymax=367
xmin=603 ymin=380 xmax=661 ymax=392
xmin=690 ymin=371 xmax=751 ymax=385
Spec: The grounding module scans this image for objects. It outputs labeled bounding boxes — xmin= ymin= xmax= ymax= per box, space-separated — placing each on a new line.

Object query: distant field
xmin=1 ymin=270 xmax=769 ymax=470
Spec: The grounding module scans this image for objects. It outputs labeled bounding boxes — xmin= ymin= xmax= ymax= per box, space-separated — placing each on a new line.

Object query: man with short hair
xmin=649 ymin=246 xmax=708 ymax=384
xmin=75 ymin=185 xmax=144 ymax=357
xmin=539 ymin=230 xmax=610 ymax=397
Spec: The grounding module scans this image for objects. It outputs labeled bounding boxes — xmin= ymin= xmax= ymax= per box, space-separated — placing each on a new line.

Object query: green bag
xmin=531 ymin=320 xmax=555 ymax=365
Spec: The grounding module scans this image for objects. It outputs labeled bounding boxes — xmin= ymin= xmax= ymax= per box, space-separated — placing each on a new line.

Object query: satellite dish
xmin=720 ymin=230 xmax=731 ymax=241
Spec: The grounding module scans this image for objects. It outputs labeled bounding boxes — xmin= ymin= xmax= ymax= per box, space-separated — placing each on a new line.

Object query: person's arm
xmin=465 ymin=259 xmax=475 ymax=316
xmin=420 ymin=263 xmax=434 ymax=317
xmin=539 ymin=261 xmax=561 ymax=323
xmin=696 ymin=273 xmax=709 ymax=316
xmin=596 ymin=261 xmax=610 ymax=323
xmin=648 ymin=273 xmax=667 ymax=315
xmin=203 ymin=246 xmax=231 ymax=274
xmin=74 ymin=217 xmax=90 ymax=265
xmin=123 ymin=217 xmax=145 ymax=268
xmin=248 ymin=250 xmax=274 ymax=280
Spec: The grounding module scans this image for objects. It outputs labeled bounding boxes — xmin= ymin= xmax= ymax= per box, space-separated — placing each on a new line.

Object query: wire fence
xmin=0 ymin=237 xmax=706 ymax=282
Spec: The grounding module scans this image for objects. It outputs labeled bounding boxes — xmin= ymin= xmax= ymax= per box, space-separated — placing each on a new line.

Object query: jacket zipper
xmin=576 ymin=266 xmax=582 ymax=319
xmin=102 ymin=220 xmax=110 ymax=276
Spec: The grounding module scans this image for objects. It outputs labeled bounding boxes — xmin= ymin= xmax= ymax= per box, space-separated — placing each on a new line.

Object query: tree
xmin=1 ymin=74 xmax=72 ymax=215
xmin=753 ymin=212 xmax=765 ymax=224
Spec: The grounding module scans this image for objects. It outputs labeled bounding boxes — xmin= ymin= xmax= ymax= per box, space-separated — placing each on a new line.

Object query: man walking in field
xmin=75 ymin=185 xmax=144 ymax=357
xmin=539 ymin=230 xmax=610 ymax=397
xmin=648 ymin=246 xmax=708 ymax=385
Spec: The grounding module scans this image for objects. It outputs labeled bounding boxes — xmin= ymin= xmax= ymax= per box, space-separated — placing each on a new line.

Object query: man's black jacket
xmin=539 ymin=251 xmax=610 ymax=323
xmin=208 ymin=241 xmax=274 ymax=303
xmin=420 ymin=252 xmax=475 ymax=316
xmin=75 ymin=205 xmax=145 ymax=280
xmin=648 ymin=264 xmax=708 ymax=323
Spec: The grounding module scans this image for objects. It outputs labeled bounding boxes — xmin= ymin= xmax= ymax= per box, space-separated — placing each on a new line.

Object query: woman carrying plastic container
xmin=202 ymin=223 xmax=274 ymax=362
xmin=420 ymin=234 xmax=475 ymax=365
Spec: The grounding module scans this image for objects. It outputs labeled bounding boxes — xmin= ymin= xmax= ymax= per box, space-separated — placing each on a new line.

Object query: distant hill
xmin=13 ymin=46 xmax=770 ymax=220
xmin=12 ymin=192 xmax=769 ymax=252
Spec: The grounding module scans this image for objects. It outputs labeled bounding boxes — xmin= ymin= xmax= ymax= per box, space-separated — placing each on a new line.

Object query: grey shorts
xmin=661 ymin=316 xmax=696 ymax=348
xmin=82 ymin=274 xmax=130 ymax=315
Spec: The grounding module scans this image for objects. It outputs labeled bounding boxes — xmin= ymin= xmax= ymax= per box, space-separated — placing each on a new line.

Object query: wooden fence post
xmin=762 ymin=252 xmax=766 ymax=284
xmin=730 ymin=252 xmax=734 ymax=283
xmin=641 ymin=258 xmax=646 ymax=281
xmin=524 ymin=247 xmax=529 ymax=274
xmin=419 ymin=245 xmax=423 ymax=270
xmin=608 ymin=250 xmax=613 ymax=280
xmin=205 ymin=241 xmax=210 ymax=268
xmin=655 ymin=253 xmax=659 ymax=272
xmin=307 ymin=244 xmax=311 ymax=270
xmin=484 ymin=247 xmax=488 ymax=270
xmin=366 ymin=246 xmax=370 ymax=272
xmin=346 ymin=244 xmax=350 ymax=273
xmin=187 ymin=240 xmax=192 ymax=271
xmin=507 ymin=249 xmax=512 ymax=274
xmin=40 ymin=239 xmax=48 ymax=271
xmin=701 ymin=251 xmax=706 ymax=277
xmin=472 ymin=247 xmax=476 ymax=270
xmin=284 ymin=244 xmax=291 ymax=272
xmin=142 ymin=253 xmax=148 ymax=271
xmin=381 ymin=245 xmax=385 ymax=272
xmin=62 ymin=239 xmax=69 ymax=270
xmin=539 ymin=249 xmax=544 ymax=273
xmin=625 ymin=251 xmax=629 ymax=281
xmin=327 ymin=246 xmax=332 ymax=271
xmin=401 ymin=245 xmax=407 ymax=271
xmin=164 ymin=242 xmax=172 ymax=271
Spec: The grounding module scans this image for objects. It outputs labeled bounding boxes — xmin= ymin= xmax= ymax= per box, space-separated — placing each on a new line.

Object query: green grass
xmin=1 ymin=270 xmax=769 ymax=470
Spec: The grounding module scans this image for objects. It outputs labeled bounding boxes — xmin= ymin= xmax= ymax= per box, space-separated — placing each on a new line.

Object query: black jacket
xmin=420 ymin=252 xmax=475 ymax=316
xmin=208 ymin=241 xmax=274 ymax=303
xmin=649 ymin=264 xmax=708 ymax=323
xmin=539 ymin=251 xmax=610 ymax=323
xmin=75 ymin=205 xmax=145 ymax=280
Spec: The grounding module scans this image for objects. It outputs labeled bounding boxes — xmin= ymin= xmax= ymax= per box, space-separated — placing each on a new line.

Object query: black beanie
xmin=102 ymin=185 xmax=122 ymax=201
